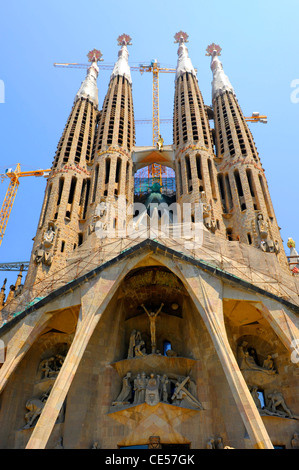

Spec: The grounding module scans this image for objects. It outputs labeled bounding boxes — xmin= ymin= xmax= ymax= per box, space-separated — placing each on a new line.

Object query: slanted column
xmin=25 ymin=253 xmax=140 ymax=449
xmin=177 ymin=264 xmax=273 ymax=449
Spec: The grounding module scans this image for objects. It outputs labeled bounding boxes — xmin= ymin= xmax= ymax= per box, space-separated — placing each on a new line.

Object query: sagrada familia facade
xmin=0 ymin=32 xmax=298 ymax=449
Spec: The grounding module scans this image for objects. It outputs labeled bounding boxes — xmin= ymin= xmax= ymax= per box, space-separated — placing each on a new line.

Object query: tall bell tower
xmin=84 ymin=34 xmax=135 ymax=242
xmin=23 ymin=50 xmax=101 ymax=291
xmin=173 ymin=32 xmax=225 ymax=236
xmin=207 ymin=44 xmax=288 ymax=268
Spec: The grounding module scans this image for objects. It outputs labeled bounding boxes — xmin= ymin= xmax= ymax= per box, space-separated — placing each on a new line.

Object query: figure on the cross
xmin=141 ymin=303 xmax=164 ymax=353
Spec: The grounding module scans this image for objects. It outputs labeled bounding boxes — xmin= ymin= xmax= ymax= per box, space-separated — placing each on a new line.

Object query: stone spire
xmin=172 ymin=32 xmax=226 ymax=237
xmin=110 ymin=34 xmax=132 ymax=84
xmin=206 ymin=44 xmax=235 ymax=101
xmin=75 ymin=49 xmax=102 ymax=107
xmin=174 ymin=31 xmax=196 ymax=80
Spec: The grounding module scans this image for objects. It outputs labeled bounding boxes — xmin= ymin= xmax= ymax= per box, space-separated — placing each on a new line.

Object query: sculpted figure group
xmin=39 ymin=353 xmax=66 ymax=380
xmin=112 ymin=372 xmax=203 ymax=409
xmin=250 ymin=386 xmax=297 ymax=419
xmin=237 ymin=341 xmax=276 ymax=375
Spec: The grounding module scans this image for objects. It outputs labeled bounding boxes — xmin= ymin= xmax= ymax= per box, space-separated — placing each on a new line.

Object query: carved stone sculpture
xmin=39 ymin=353 xmax=66 ymax=380
xmin=145 ymin=373 xmax=160 ymax=406
xmin=171 ymin=376 xmax=203 ymax=409
xmin=250 ymin=386 xmax=263 ymax=410
xmin=206 ymin=438 xmax=215 ymax=449
xmin=291 ymin=433 xmax=299 ymax=449
xmin=112 ymin=372 xmax=202 ymax=410
xmin=161 ymin=374 xmax=170 ymax=403
xmin=127 ymin=330 xmax=146 ymax=359
xmin=237 ymin=341 xmax=276 ymax=375
xmin=200 ymin=192 xmax=217 ymax=233
xmin=112 ymin=372 xmax=132 ymax=406
xmin=54 ymin=437 xmax=64 ymax=449
xmin=23 ymin=390 xmax=50 ymax=429
xmin=141 ymin=303 xmax=164 ymax=353
xmin=262 ymin=355 xmax=275 ymax=372
xmin=43 ymin=226 xmax=55 ymax=247
xmin=94 ymin=201 xmax=108 ymax=238
xmin=33 ymin=223 xmax=56 ymax=266
xmin=215 ymin=437 xmax=224 ymax=449
xmin=135 ymin=340 xmax=147 ymax=357
xmin=138 ymin=372 xmax=147 ymax=404
xmin=265 ymin=390 xmax=293 ymax=419
xmin=257 ymin=213 xmax=279 ymax=254
xmin=207 ymin=437 xmax=227 ymax=449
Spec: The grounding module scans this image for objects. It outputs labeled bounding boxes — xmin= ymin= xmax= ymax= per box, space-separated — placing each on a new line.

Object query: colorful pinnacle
xmin=117 ymin=34 xmax=132 ymax=46
xmin=205 ymin=43 xmax=222 ymax=56
xmin=174 ymin=31 xmax=189 ymax=43
xmin=87 ymin=49 xmax=103 ymax=62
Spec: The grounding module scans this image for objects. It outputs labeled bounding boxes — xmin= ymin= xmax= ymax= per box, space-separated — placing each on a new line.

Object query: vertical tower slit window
xmin=185 ymin=155 xmax=192 ymax=193
xmin=115 ymin=157 xmax=122 ymax=195
xmin=54 ymin=177 xmax=65 ymax=219
xmin=234 ymin=169 xmax=246 ymax=211
xmin=92 ymin=164 xmax=99 ymax=203
xmin=217 ymin=174 xmax=227 ymax=213
xmin=40 ymin=183 xmax=52 ymax=227
xmin=105 ymin=158 xmax=111 ymax=185
xmin=225 ymin=174 xmax=233 ymax=210
xmin=66 ymin=176 xmax=77 ymax=219
xmin=178 ymin=160 xmax=183 ymax=196
xmin=196 ymin=154 xmax=203 ymax=192
xmin=246 ymin=169 xmax=259 ymax=210
xmin=83 ymin=179 xmax=90 ymax=219
xmin=208 ymin=159 xmax=217 ymax=199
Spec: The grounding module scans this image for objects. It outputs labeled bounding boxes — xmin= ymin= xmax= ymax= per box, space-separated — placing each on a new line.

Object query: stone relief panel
xmin=249 ymin=386 xmax=299 ymax=420
xmin=112 ymin=372 xmax=203 ymax=410
xmin=33 ymin=222 xmax=57 ymax=266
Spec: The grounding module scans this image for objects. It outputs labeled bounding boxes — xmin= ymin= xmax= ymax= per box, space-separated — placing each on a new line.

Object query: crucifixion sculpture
xmin=141 ymin=303 xmax=164 ymax=353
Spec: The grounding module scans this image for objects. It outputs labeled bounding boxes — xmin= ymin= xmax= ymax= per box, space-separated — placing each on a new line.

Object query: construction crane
xmin=138 ymin=60 xmax=176 ymax=185
xmin=136 ymin=113 xmax=268 ymax=125
xmin=0 ymin=164 xmax=51 ymax=247
xmin=0 ymin=262 xmax=29 ymax=272
xmin=244 ymin=112 xmax=267 ymax=124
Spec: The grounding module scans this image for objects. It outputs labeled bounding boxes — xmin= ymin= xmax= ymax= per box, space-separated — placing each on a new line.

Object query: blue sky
xmin=0 ymin=0 xmax=298 ymax=288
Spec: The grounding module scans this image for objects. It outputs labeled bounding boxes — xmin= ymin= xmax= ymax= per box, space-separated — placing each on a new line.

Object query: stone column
xmin=175 ymin=263 xmax=274 ymax=449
